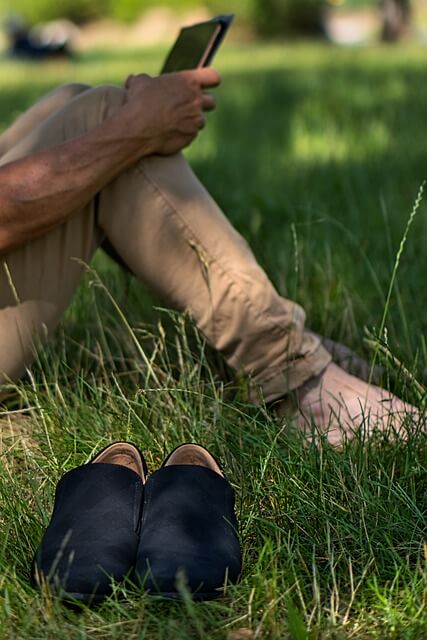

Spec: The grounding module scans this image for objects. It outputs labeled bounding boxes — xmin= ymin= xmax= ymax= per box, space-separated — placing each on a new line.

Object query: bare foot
xmin=284 ymin=362 xmax=418 ymax=446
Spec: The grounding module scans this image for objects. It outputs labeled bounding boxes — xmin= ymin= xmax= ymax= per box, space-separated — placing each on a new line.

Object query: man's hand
xmin=122 ymin=69 xmax=221 ymax=155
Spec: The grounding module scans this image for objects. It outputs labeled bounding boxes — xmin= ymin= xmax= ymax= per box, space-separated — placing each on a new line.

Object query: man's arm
xmin=0 ymin=68 xmax=219 ymax=255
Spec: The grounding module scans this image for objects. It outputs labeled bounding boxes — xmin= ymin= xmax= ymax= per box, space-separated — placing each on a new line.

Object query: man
xmin=0 ymin=69 xmax=416 ymax=445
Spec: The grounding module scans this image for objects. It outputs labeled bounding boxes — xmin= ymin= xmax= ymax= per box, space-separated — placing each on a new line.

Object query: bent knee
xmin=50 ymin=84 xmax=126 ymax=138
xmin=87 ymin=84 xmax=126 ymax=112
xmin=54 ymin=82 xmax=92 ymax=101
xmin=61 ymin=82 xmax=92 ymax=95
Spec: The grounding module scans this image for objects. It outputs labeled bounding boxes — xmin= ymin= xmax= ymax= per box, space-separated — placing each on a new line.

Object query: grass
xmin=0 ymin=42 xmax=426 ymax=638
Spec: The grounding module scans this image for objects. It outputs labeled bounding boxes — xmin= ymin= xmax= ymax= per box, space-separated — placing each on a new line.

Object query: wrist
xmin=109 ymin=104 xmax=158 ymax=159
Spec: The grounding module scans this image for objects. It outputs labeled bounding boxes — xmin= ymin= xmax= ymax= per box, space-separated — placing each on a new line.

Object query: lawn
xmin=0 ymin=42 xmax=426 ymax=639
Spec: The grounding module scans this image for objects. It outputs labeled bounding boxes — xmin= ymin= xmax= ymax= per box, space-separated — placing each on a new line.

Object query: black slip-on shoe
xmin=134 ymin=443 xmax=242 ymax=600
xmin=31 ymin=442 xmax=148 ymax=605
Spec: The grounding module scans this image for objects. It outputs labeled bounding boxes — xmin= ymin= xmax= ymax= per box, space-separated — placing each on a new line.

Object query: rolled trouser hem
xmin=248 ymin=338 xmax=332 ymax=404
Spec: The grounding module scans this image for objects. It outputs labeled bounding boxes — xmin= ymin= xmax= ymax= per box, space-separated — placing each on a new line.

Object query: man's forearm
xmin=0 ymin=110 xmax=152 ymax=255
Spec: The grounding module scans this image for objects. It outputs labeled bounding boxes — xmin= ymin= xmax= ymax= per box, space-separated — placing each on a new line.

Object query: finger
xmin=198 ymin=115 xmax=206 ymax=130
xmin=202 ymin=93 xmax=216 ymax=111
xmin=191 ymin=67 xmax=221 ymax=89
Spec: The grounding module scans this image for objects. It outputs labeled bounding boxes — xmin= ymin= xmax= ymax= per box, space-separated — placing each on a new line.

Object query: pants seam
xmin=134 ymin=161 xmax=302 ymax=341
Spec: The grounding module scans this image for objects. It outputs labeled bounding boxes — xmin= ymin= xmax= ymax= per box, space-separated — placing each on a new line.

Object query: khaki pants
xmin=0 ymin=84 xmax=330 ymax=401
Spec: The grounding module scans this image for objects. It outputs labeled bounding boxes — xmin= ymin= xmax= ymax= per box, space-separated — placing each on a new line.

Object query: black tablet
xmin=161 ymin=15 xmax=234 ymax=74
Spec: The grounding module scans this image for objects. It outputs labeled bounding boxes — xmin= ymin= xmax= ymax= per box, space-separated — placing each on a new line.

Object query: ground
xmin=0 ymin=42 xmax=426 ymax=639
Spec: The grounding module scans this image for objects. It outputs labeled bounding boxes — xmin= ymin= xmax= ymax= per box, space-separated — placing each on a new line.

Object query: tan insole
xmin=93 ymin=443 xmax=145 ymax=480
xmin=165 ymin=444 xmax=222 ymax=476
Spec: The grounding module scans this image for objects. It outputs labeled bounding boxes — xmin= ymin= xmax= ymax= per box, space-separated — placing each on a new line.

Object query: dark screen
xmin=161 ymin=22 xmax=220 ymax=73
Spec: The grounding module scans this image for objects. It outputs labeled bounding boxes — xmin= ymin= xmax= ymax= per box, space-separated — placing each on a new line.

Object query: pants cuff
xmin=248 ymin=333 xmax=332 ymax=404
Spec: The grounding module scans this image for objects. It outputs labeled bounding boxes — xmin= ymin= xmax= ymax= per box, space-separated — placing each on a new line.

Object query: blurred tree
xmin=379 ymin=0 xmax=411 ymax=41
xmin=253 ymin=0 xmax=326 ymax=37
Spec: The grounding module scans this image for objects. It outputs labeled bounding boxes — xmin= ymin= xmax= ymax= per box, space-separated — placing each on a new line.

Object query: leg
xmin=97 ymin=153 xmax=331 ymax=401
xmin=0 ymin=85 xmax=124 ymax=386
xmin=96 ymin=152 xmax=416 ymax=444
xmin=0 ymin=82 xmax=127 ymax=270
xmin=1 ymin=83 xmax=128 ymax=293
xmin=0 ymin=83 xmax=91 ymax=157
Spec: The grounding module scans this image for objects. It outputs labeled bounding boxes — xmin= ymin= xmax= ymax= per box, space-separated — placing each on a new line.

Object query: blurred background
xmin=0 ymin=1 xmax=427 ymax=52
